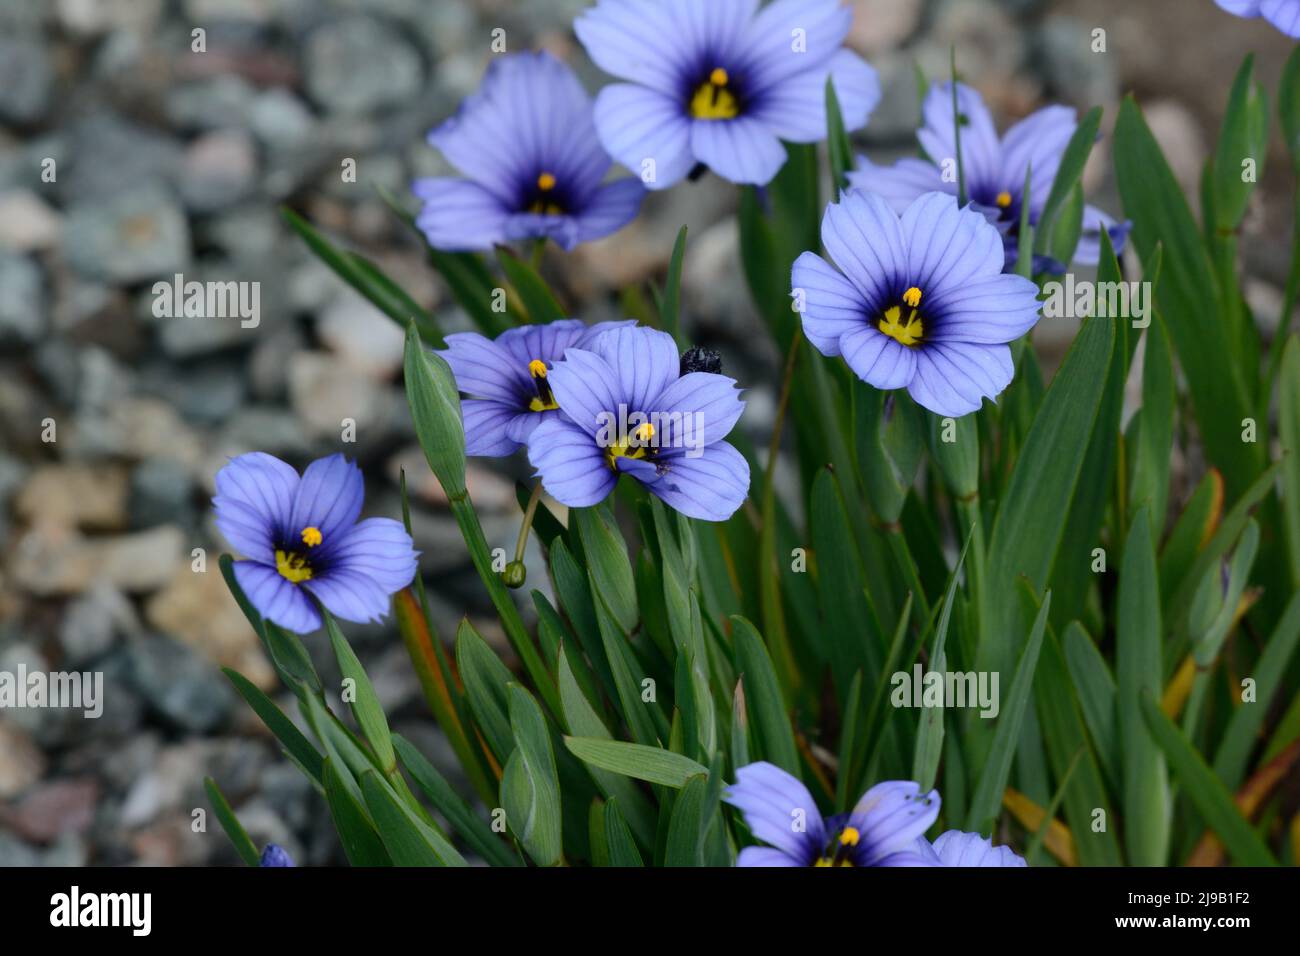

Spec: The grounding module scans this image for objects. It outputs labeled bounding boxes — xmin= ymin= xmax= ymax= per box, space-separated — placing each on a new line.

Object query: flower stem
xmin=514 ymin=481 xmax=544 ymax=565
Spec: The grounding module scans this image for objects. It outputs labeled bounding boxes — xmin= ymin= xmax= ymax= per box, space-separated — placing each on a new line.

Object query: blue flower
xmin=724 ymin=762 xmax=1026 ymax=867
xmin=792 ymin=190 xmax=1042 ymax=417
xmin=527 ymin=326 xmax=749 ymax=521
xmin=575 ymin=0 xmax=880 ymax=189
xmin=847 ymin=82 xmax=1129 ymax=269
xmin=213 ymin=453 xmax=419 ymax=635
xmin=1215 ymin=0 xmax=1300 ymax=36
xmin=259 ymin=844 xmax=295 ymax=867
xmin=413 ymin=51 xmax=644 ymax=251
xmin=724 ymin=761 xmax=941 ymax=866
xmin=439 ymin=318 xmax=635 ymax=457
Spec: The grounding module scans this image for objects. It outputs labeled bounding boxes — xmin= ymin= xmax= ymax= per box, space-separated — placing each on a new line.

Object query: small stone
xmin=10 ymin=524 xmax=185 ymax=596
xmin=15 ymin=463 xmax=130 ymax=531
xmin=848 ymin=0 xmax=923 ymax=55
xmin=288 ymin=351 xmax=389 ymax=440
xmin=0 ymin=33 xmax=53 ymax=124
xmin=0 ymin=252 xmax=45 ymax=346
xmin=64 ymin=186 xmax=191 ymax=283
xmin=179 ymin=129 xmax=258 ymax=213
xmin=165 ymin=75 xmax=258 ymax=132
xmin=0 ymin=721 xmax=45 ymax=798
xmin=0 ymin=778 xmax=98 ymax=842
xmin=387 ymin=445 xmax=517 ymax=512
xmin=57 ymin=115 xmax=183 ymax=204
xmin=0 ymin=190 xmax=62 ymax=252
xmin=1143 ymin=100 xmax=1207 ymax=197
xmin=125 ymin=634 xmax=234 ymax=734
xmin=248 ymin=87 xmax=315 ymax=150
xmin=303 ymin=17 xmax=423 ymax=116
xmin=129 ymin=459 xmax=195 ymax=529
xmin=144 ymin=567 xmax=276 ymax=690
xmin=316 ymin=290 xmax=406 ymax=380
xmin=59 ymin=582 xmax=139 ymax=666
xmin=1033 ymin=16 xmax=1119 ymax=109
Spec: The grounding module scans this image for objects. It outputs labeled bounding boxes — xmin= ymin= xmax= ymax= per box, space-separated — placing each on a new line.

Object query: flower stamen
xmin=690 ymin=67 xmax=740 ymax=120
xmin=879 ymin=288 xmax=925 ymax=347
xmin=275 ymin=549 xmax=313 ymax=584
xmin=527 ymin=358 xmax=559 ymax=412
xmin=301 ymin=526 xmax=322 ymax=548
xmin=995 ymin=191 xmax=1013 ymax=209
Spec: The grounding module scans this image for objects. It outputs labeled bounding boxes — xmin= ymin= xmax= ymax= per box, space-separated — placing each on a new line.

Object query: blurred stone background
xmin=0 ymin=0 xmax=1293 ymax=865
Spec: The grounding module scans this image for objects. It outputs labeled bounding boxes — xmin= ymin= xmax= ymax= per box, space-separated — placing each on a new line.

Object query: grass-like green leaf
xmin=497 ymin=246 xmax=565 ymax=324
xmin=731 ymin=615 xmax=801 ymax=775
xmin=322 ymin=756 xmax=391 ymax=866
xmin=325 ymin=612 xmax=395 ymax=773
xmin=501 ymin=685 xmax=563 ymax=866
xmin=564 ymin=737 xmax=708 ymax=788
xmin=204 ymin=776 xmax=261 ymax=867
xmin=360 ymin=770 xmax=466 ymax=867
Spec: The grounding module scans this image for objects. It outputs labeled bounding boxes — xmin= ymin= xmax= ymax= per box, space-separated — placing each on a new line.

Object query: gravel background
xmin=0 ymin=0 xmax=1293 ymax=866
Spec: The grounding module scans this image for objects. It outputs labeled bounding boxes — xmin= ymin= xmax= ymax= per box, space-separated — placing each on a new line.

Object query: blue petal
xmin=648 ymin=371 xmax=745 ymax=447
xmin=320 ymin=517 xmax=418 ymax=594
xmin=288 ymin=454 xmax=365 ymax=546
xmin=412 ymin=178 xmax=510 ymax=252
xmin=821 ymin=190 xmax=908 ymax=314
xmin=575 ymin=178 xmax=646 ymax=243
xmin=690 ymin=116 xmax=786 ymax=186
xmin=928 ymin=273 xmax=1041 ymax=345
xmin=848 ymin=780 xmax=941 ymax=865
xmin=999 ymin=105 xmax=1077 ymax=219
xmin=232 ymin=560 xmax=321 ymax=634
xmin=846 ymin=156 xmax=951 ymax=214
xmin=917 ymin=83 xmax=1001 ymax=196
xmin=749 ymin=50 xmax=880 ymax=142
xmin=931 ymin=830 xmax=1028 ymax=867
xmin=1263 ymin=0 xmax=1300 ymax=36
xmin=641 ymin=440 xmax=750 ymax=521
xmin=839 ymin=325 xmax=917 ymax=391
xmin=213 ymin=452 xmax=299 ymax=563
xmin=548 ymin=347 xmax=622 ymax=436
xmin=592 ymin=83 xmax=695 ymax=190
xmin=792 ymin=249 xmax=870 ymax=357
xmin=737 ymin=846 xmax=805 ymax=867
xmin=900 ymin=192 xmax=1005 ymax=297
xmin=527 ymin=417 xmax=617 ymax=508
xmin=439 ymin=332 xmax=530 ymax=403
xmin=461 ymin=399 xmax=525 ymax=457
xmin=590 ymin=326 xmax=681 ymax=413
xmin=737 ymin=0 xmax=853 ymax=91
xmin=575 ymin=0 xmax=737 ymax=93
xmin=906 ymin=342 xmax=1014 ymax=417
xmin=503 ymin=211 xmax=581 ymax=250
xmin=724 ymin=761 xmax=825 ymax=863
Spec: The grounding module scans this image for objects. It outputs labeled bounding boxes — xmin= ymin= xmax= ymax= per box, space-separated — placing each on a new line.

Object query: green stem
xmin=513 ymin=481 xmax=544 ymax=564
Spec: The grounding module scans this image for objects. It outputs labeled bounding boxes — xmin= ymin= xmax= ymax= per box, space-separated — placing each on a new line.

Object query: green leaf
xmin=825 ymin=76 xmax=853 ymax=194
xmin=394 ymin=734 xmax=521 ymax=867
xmin=603 ymin=799 xmax=645 ymax=866
xmin=1116 ymin=508 xmax=1169 ymax=866
xmin=501 ymin=685 xmax=563 ymax=866
xmin=563 ymin=737 xmax=708 ymax=788
xmin=282 ymin=207 xmax=439 ymax=344
xmin=1281 ymin=337 xmax=1300 ymax=587
xmin=360 ymin=770 xmax=466 ymax=867
xmin=497 ymin=246 xmax=565 ymax=324
xmin=1115 ymin=95 xmax=1261 ymax=496
xmin=730 ymin=615 xmax=801 ymax=776
xmin=659 ymin=226 xmax=688 ymax=346
xmin=912 ymin=537 xmax=970 ymax=792
xmin=591 ymin=586 xmax=666 ymax=746
xmin=204 ymin=776 xmax=260 ymax=866
xmin=428 ymin=248 xmax=513 ymax=337
xmin=1212 ymin=55 xmax=1269 ymax=232
xmin=1282 ymin=46 xmax=1300 ymax=166
xmin=852 ymin=383 xmax=925 ymax=525
xmin=983 ymin=307 xmax=1114 ymax=677
xmin=1061 ymin=624 xmax=1118 ymax=790
xmin=966 ymin=592 xmax=1049 ymax=833
xmin=322 ymin=756 xmax=392 ymax=866
xmin=1139 ymin=693 xmax=1277 ymax=866
xmin=664 ymin=774 xmax=711 ymax=866
xmin=1212 ymin=593 xmax=1300 ymax=791
xmin=1129 ymin=315 xmax=1175 ymax=541
xmin=574 ymin=506 xmax=639 ymax=635
xmin=557 ymin=646 xmax=657 ymax=848
xmin=221 ymin=668 xmax=323 ymax=786
xmin=325 ymin=613 xmax=395 ymax=773
xmin=455 ymin=618 xmax=516 ymax=763
xmin=403 ymin=322 xmax=467 ymax=498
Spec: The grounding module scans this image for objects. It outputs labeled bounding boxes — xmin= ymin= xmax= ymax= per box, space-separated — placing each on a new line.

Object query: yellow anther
xmin=275 ymin=549 xmax=313 ymax=584
xmin=902 ymin=286 xmax=922 ymax=308
xmin=839 ymin=826 xmax=861 ymax=847
xmin=633 ymin=422 xmax=655 ymax=444
xmin=878 ymin=304 xmax=924 ymax=348
xmin=709 ymin=67 xmax=729 ymax=86
xmin=528 ymin=359 xmax=548 ymax=378
xmin=537 ymin=171 xmax=557 ymax=191
xmin=690 ymin=68 xmax=740 ymax=120
xmin=995 ymin=191 xmax=1013 ymax=209
xmin=301 ymin=526 xmax=322 ymax=548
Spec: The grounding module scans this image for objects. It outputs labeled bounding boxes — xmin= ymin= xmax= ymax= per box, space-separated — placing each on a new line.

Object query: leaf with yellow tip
xmin=1002 ymin=788 xmax=1076 ymax=866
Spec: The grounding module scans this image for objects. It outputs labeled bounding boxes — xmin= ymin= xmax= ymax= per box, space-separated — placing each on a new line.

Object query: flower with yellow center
xmin=527 ymin=358 xmax=560 ymax=412
xmin=605 ymin=421 xmax=656 ymax=469
xmin=528 ymin=171 xmax=563 ymax=215
xmin=995 ymin=191 xmax=1013 ymax=209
